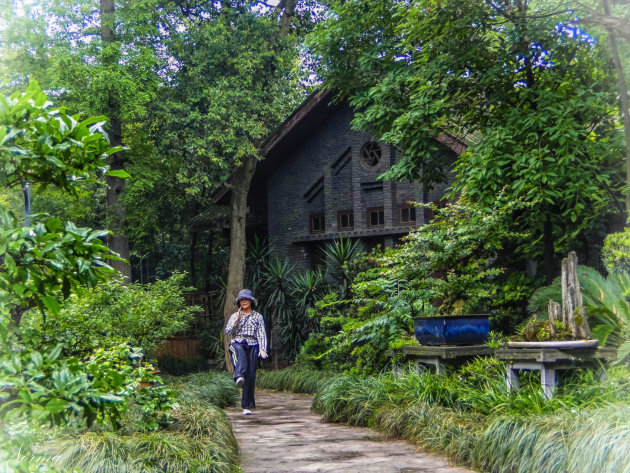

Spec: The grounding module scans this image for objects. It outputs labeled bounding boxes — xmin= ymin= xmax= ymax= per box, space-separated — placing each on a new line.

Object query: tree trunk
xmin=190 ymin=229 xmax=198 ymax=283
xmin=220 ymin=0 xmax=298 ymax=371
xmin=602 ymin=0 xmax=630 ymax=221
xmin=543 ymin=214 xmax=554 ymax=284
xmin=204 ymin=232 xmax=213 ymax=292
xmin=101 ymin=0 xmax=131 ymax=281
xmin=222 ymin=155 xmax=257 ymax=372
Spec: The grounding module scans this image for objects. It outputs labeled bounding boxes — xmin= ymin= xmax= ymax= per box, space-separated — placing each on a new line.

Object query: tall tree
xmin=0 ymin=0 xmax=170 ymax=279
xmin=143 ymin=1 xmax=307 ymax=367
xmin=100 ymin=0 xmax=130 ymax=279
xmin=308 ymin=0 xmax=624 ymax=281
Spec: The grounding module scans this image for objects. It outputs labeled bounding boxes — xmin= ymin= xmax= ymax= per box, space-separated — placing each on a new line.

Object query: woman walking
xmin=224 ymin=289 xmax=268 ymax=415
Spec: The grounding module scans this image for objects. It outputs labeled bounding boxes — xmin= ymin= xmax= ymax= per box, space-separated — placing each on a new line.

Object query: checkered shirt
xmin=224 ymin=309 xmax=268 ymax=353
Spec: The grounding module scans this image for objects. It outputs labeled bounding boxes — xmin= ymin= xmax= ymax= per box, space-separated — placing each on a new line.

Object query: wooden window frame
xmin=360 ymin=141 xmax=382 ymax=169
xmin=366 ymin=206 xmax=385 ymax=228
xmin=398 ymin=205 xmax=416 ymax=225
xmin=337 ymin=210 xmax=354 ymax=231
xmin=310 ymin=213 xmax=325 ymax=234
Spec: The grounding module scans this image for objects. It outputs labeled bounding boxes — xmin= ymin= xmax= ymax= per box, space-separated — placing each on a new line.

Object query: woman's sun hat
xmin=235 ymin=289 xmax=257 ymax=305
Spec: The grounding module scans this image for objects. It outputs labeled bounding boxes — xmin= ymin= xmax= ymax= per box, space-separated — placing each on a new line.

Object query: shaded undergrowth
xmin=44 ymin=372 xmax=240 ymax=473
xmin=260 ymin=361 xmax=630 ymax=473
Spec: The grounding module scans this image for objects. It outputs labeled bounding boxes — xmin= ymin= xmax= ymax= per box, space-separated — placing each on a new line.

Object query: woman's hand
xmin=258 ymin=349 xmax=268 ymax=359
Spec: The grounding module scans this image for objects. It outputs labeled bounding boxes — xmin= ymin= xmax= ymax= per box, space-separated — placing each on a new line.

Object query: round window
xmin=360 ymin=141 xmax=382 ymax=169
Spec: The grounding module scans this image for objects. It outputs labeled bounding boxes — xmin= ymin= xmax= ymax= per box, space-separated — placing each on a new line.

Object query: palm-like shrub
xmin=261 ymin=258 xmax=330 ymax=360
xmin=323 ymin=237 xmax=359 ymax=298
xmin=245 ymin=235 xmax=271 ymax=300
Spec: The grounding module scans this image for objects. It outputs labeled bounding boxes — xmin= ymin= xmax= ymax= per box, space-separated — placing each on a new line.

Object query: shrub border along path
xmin=225 ymin=389 xmax=476 ymax=473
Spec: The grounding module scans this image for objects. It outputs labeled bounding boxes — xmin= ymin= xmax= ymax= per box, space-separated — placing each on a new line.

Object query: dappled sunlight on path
xmin=225 ymin=389 xmax=476 ymax=473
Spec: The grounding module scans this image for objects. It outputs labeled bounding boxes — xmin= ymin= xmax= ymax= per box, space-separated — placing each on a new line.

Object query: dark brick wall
xmin=266 ymin=104 xmax=455 ymax=271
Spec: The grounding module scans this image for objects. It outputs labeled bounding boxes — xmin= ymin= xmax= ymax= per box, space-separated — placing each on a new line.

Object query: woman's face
xmin=239 ymin=298 xmax=252 ymax=311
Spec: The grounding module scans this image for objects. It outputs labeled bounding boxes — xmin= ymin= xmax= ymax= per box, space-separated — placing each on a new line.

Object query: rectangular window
xmin=399 ymin=205 xmax=416 ymax=224
xmin=337 ymin=210 xmax=354 ymax=231
xmin=310 ymin=213 xmax=325 ymax=233
xmin=367 ymin=207 xmax=384 ymax=228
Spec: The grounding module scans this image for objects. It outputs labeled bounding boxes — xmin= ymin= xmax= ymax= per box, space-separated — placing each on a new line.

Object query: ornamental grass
xmin=44 ymin=372 xmax=239 ymax=473
xmin=262 ymin=362 xmax=630 ymax=473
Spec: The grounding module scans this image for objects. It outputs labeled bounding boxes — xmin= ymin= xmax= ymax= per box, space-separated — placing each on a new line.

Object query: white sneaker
xmin=242 ymin=408 xmax=252 ymax=415
xmin=236 ymin=376 xmax=245 ymax=386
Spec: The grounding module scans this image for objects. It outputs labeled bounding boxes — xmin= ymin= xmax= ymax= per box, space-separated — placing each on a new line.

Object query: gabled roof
xmin=211 ymin=88 xmax=472 ymax=208
xmin=212 ymin=88 xmax=338 ymax=205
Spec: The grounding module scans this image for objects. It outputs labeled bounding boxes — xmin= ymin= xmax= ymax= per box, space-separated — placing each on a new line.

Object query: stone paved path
xmin=225 ymin=390 xmax=476 ymax=473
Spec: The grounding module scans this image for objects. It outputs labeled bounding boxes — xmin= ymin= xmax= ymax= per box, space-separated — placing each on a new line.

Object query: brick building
xmin=214 ymin=89 xmax=465 ymax=272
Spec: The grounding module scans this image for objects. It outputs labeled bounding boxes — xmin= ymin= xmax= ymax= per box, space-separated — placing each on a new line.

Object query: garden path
xmin=225 ymin=389 xmax=476 ymax=473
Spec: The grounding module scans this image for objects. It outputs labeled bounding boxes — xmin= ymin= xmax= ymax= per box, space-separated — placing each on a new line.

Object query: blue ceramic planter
xmin=414 ymin=315 xmax=490 ymax=346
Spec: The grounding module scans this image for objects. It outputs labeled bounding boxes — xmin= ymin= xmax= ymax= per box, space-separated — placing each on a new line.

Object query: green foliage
xmin=40 ymin=372 xmax=238 ymax=473
xmin=602 ymin=228 xmax=630 ymax=272
xmin=47 ymin=427 xmax=237 ymax=473
xmin=323 ymin=237 xmax=359 ymax=298
xmin=23 ymin=273 xmax=198 ymax=359
xmin=0 ymin=208 xmax=119 ymax=325
xmin=86 ymin=344 xmax=177 ymax=433
xmin=166 ymin=371 xmax=238 ymax=409
xmin=528 ymin=265 xmax=630 ymax=362
xmin=301 ymin=198 xmax=525 ymax=374
xmin=298 ymin=291 xmax=357 ymax=371
xmin=0 ymin=80 xmax=121 ymax=193
xmin=0 ymin=83 xmax=122 ymax=327
xmin=256 ymin=363 xmax=339 ymax=394
xmin=264 ymin=361 xmax=630 ymax=473
xmin=475 ymin=405 xmax=630 ymax=473
xmin=308 ymin=0 xmax=623 ymax=271
xmin=389 ymin=199 xmax=525 ymax=315
xmin=256 ymin=254 xmax=330 ymax=361
xmin=0 ymin=330 xmax=124 ymax=430
xmin=0 ymin=82 xmax=147 ymax=472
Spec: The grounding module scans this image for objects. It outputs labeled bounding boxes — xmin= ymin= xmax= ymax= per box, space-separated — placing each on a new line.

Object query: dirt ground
xmin=225 ymin=389 xmax=476 ymax=473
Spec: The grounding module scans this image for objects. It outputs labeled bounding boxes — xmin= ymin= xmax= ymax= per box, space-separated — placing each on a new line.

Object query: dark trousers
xmin=229 ymin=341 xmax=259 ymax=409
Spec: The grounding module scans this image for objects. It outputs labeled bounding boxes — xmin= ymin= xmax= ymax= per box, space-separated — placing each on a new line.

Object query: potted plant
xmin=382 ymin=199 xmax=519 ymax=346
xmin=414 ymin=314 xmax=490 ymax=345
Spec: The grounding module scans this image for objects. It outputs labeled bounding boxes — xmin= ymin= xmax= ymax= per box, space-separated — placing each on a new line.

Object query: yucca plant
xmin=262 ymin=257 xmax=298 ymax=358
xmin=292 ymin=268 xmax=328 ymax=317
xmin=323 ymin=237 xmax=359 ymax=298
xmin=245 ymin=235 xmax=271 ymax=302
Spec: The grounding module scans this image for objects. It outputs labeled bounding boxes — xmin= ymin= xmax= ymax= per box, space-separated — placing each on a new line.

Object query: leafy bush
xmin=0 ymin=82 xmax=130 ymax=472
xmin=23 ymin=273 xmax=198 ymax=359
xmin=43 ymin=372 xmax=239 ymax=473
xmin=602 ymin=228 xmax=630 ymax=273
xmin=299 ymin=198 xmax=526 ymax=374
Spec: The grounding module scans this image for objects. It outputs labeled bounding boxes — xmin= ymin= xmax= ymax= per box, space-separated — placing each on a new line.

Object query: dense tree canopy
xmin=308 ymin=0 xmax=626 ymax=279
xmin=0 ymin=0 xmax=309 ymax=287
